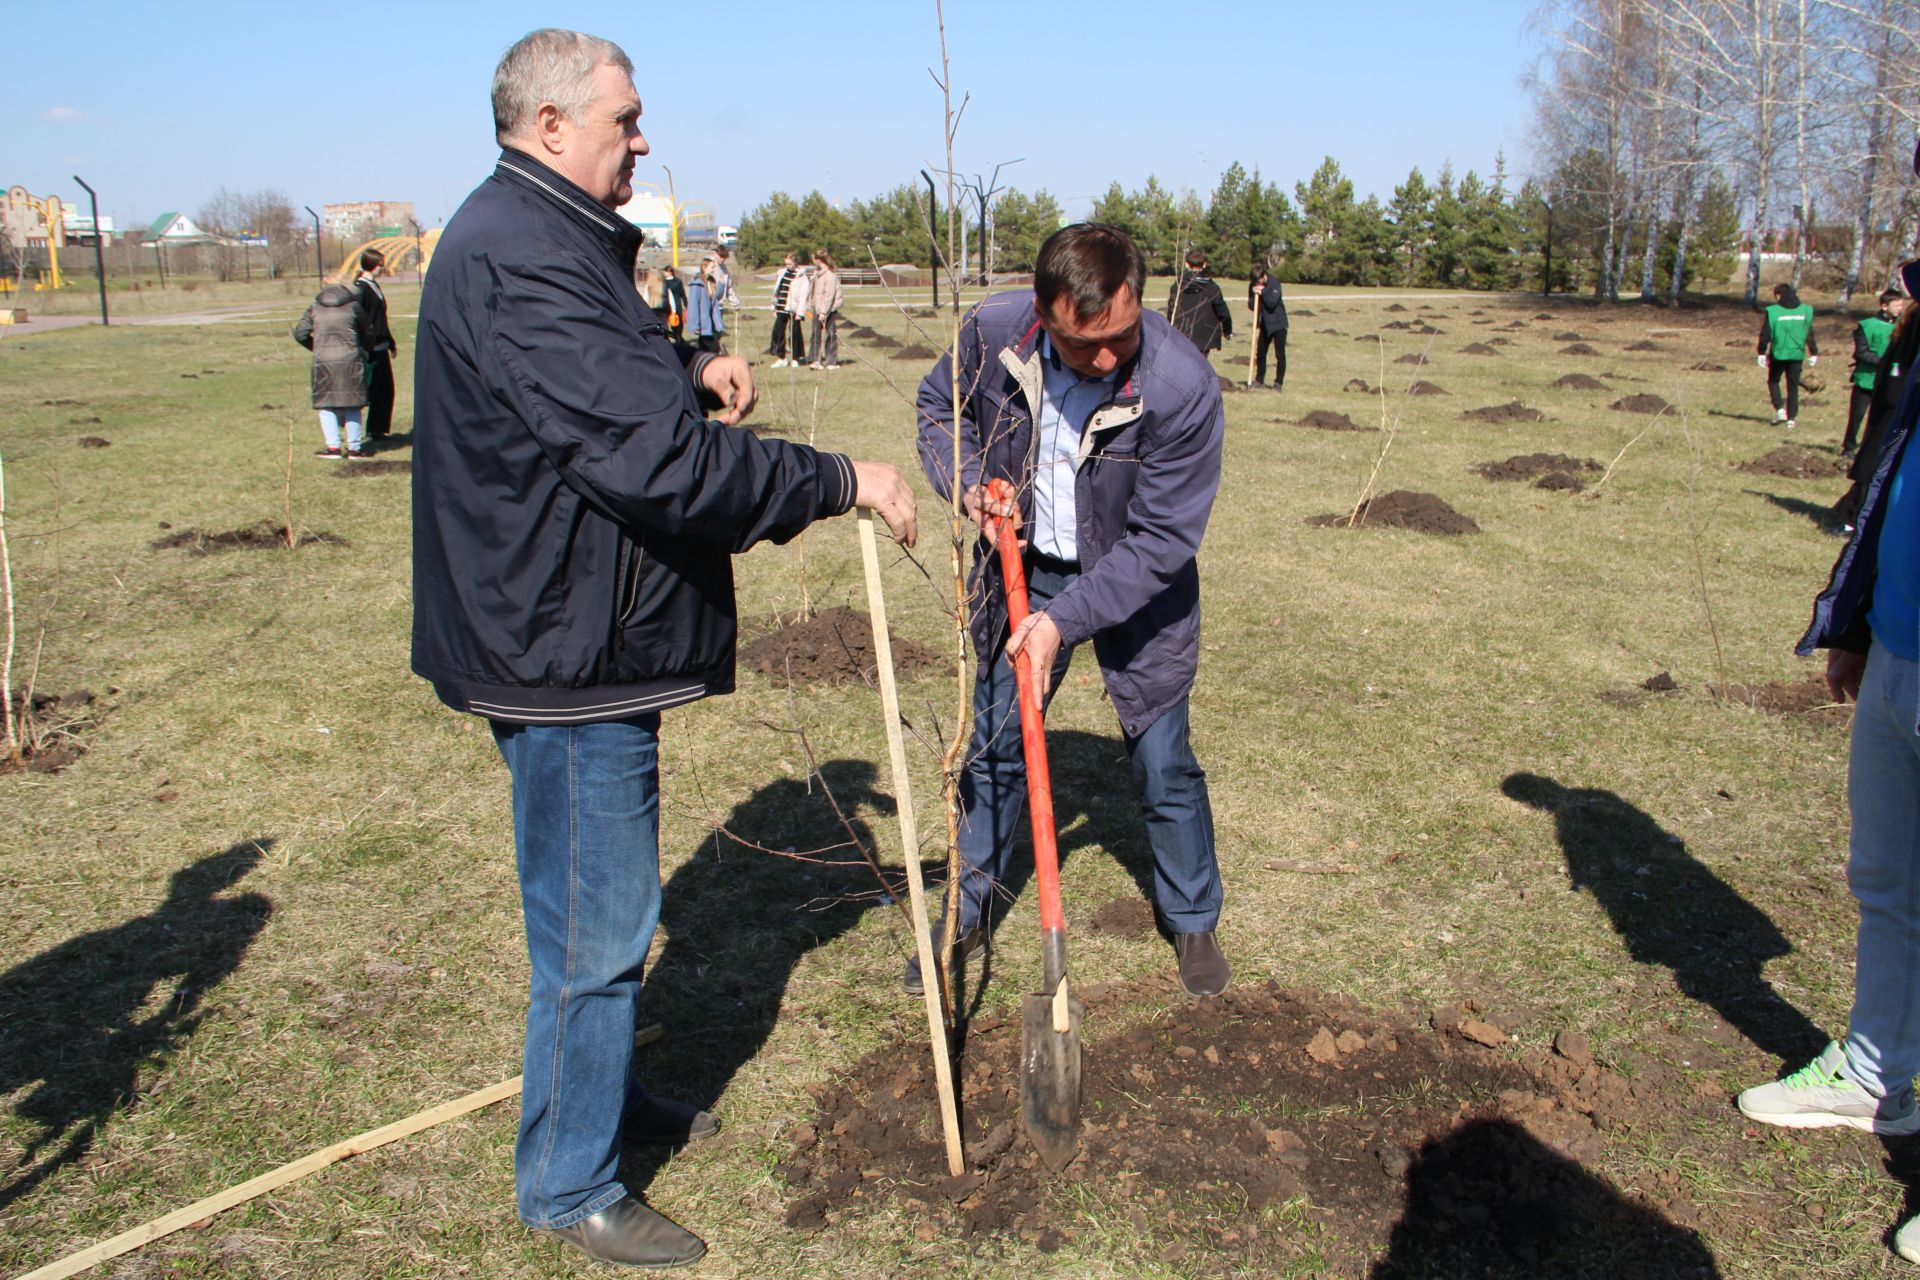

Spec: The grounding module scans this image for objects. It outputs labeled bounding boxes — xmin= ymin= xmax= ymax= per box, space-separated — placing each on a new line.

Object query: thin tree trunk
xmin=1790 ymin=0 xmax=1809 ymax=289
xmin=0 ymin=449 xmax=17 ymax=765
xmin=1842 ymin=11 xmax=1894 ymax=304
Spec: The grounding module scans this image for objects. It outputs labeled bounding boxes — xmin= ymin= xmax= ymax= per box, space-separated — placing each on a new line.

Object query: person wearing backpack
xmin=1758 ymin=282 xmax=1819 ymax=429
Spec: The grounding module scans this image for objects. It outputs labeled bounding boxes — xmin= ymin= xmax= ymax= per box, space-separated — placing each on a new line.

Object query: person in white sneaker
xmin=1738 ymin=257 xmax=1920 ymax=1265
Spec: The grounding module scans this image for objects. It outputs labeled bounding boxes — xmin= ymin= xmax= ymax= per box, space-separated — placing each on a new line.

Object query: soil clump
xmin=150 ymin=522 xmax=344 ymax=553
xmin=1559 ymin=343 xmax=1600 ymax=356
xmin=1343 ymin=378 xmax=1373 ymax=393
xmin=866 ymin=334 xmax=902 ymax=350
xmin=1463 ymin=402 xmax=1548 ymax=424
xmin=1689 ymin=361 xmax=1728 ymax=372
xmin=1736 ymin=447 xmax=1846 ymax=479
xmin=1600 ymin=672 xmax=1681 ymax=707
xmin=1551 ymin=374 xmax=1609 ymax=390
xmin=1294 ymin=410 xmax=1373 ymax=432
xmin=1460 ymin=343 xmax=1500 ymax=356
xmin=0 ymin=689 xmax=97 ymax=776
xmin=1086 ymin=896 xmax=1155 ymax=939
xmin=1309 ymin=491 xmax=1480 ymax=535
xmin=1474 ymin=452 xmax=1601 ymax=493
xmin=1393 ymin=353 xmax=1428 ymax=365
xmin=1552 ymin=331 xmax=1585 ymax=342
xmin=77 ymin=437 xmax=111 ymax=449
xmin=1385 ymin=302 xmax=1408 ymax=312
xmin=895 ymin=344 xmax=938 ymax=361
xmin=1625 ymin=340 xmax=1665 ymax=352
xmin=1711 ymin=677 xmax=1848 ymax=723
xmin=781 ymin=982 xmax=1709 ymax=1276
xmin=739 ymin=605 xmax=942 ymax=686
xmin=1407 ymin=381 xmax=1448 ymax=396
xmin=1610 ymin=394 xmax=1672 ymax=414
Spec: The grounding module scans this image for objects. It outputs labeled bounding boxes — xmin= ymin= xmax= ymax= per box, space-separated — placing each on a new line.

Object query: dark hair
xmin=1035 ymin=223 xmax=1145 ymax=320
xmin=1184 ymin=248 xmax=1207 ymax=269
xmin=1880 ymin=288 xmax=1902 ymax=305
xmin=1773 ymin=282 xmax=1801 ymax=308
xmin=360 ymin=248 xmax=385 ymax=272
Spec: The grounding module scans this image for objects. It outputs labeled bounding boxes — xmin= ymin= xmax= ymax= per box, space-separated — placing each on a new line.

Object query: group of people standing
xmin=766 ymin=249 xmax=842 ymax=369
xmin=646 ymin=245 xmax=735 ymax=353
xmin=291 ymin=249 xmax=399 ymax=459
xmin=1163 ymin=248 xmax=1289 ymax=389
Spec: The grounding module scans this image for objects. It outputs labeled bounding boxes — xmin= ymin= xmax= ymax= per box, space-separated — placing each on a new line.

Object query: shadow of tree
xmin=1370 ymin=1118 xmax=1720 ymax=1278
xmin=0 ymin=839 xmax=273 ymax=1208
xmin=1502 ymin=773 xmax=1823 ymax=1067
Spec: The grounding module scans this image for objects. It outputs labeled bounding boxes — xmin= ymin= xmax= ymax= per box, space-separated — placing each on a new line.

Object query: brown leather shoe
xmin=1173 ymin=930 xmax=1230 ymax=998
xmin=541 ymin=1195 xmax=706 ymax=1268
xmin=624 ymin=1095 xmax=719 ymax=1146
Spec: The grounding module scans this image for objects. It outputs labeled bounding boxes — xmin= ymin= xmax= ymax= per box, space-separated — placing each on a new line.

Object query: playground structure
xmin=620 ymin=183 xmax=718 ymax=266
xmin=1 ymin=186 xmax=67 ymax=293
xmin=329 ymin=227 xmax=441 ymax=284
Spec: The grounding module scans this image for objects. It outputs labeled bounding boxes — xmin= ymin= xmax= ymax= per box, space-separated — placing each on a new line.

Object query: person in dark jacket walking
xmin=353 ymin=249 xmax=399 ymax=441
xmin=292 ymin=282 xmax=374 ymax=458
xmin=1166 ymin=248 xmax=1232 ymax=355
xmin=1759 ymin=281 xmax=1819 ymax=428
xmin=911 ymin=223 xmax=1230 ymax=1002
xmin=1248 ymin=265 xmax=1288 ymax=390
xmin=1737 ymin=259 xmax=1920 ymax=1267
xmin=1838 ymin=283 xmax=1918 ymax=529
xmin=410 ymin=28 xmax=916 ymax=1270
xmin=1845 ymin=289 xmax=1904 ymax=456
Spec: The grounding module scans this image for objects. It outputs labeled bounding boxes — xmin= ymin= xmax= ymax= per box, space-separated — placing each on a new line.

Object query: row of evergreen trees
xmin=735 ymin=154 xmax=1741 ymax=294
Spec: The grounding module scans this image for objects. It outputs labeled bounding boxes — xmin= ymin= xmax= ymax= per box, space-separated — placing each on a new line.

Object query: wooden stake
xmin=17 ymin=1025 xmax=666 ymax=1280
xmin=857 ymin=511 xmax=965 ymax=1177
xmin=1245 ymin=321 xmax=1258 ymax=388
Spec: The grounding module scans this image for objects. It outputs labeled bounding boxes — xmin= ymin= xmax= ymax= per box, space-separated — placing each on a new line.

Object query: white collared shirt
xmin=1032 ymin=334 xmax=1117 ymax=562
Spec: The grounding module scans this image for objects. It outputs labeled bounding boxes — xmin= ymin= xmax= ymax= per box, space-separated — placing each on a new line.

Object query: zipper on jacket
xmin=614 ymin=536 xmax=645 ymax=647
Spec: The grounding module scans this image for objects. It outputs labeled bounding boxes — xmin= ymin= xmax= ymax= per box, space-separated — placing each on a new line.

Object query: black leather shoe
xmin=624 ymin=1095 xmax=719 ymax=1146
xmin=1173 ymin=930 xmax=1230 ymax=998
xmin=540 ymin=1195 xmax=706 ymax=1268
xmin=903 ymin=924 xmax=984 ymax=995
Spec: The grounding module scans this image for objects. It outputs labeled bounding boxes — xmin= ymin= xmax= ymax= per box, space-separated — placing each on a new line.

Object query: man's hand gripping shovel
xmin=983 ymin=478 xmax=1083 ymax=1171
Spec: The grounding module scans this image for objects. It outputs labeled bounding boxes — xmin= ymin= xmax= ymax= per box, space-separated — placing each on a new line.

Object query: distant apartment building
xmin=324 ymin=200 xmax=416 ymax=243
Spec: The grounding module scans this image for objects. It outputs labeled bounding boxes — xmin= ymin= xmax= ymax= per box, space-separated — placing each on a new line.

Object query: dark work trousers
xmin=767 ymin=312 xmax=791 ymax=357
xmin=1255 ymin=327 xmax=1288 ymax=389
xmin=950 ymin=557 xmax=1222 ymax=936
xmin=695 ymin=333 xmax=721 ymax=355
xmin=813 ymin=312 xmax=840 ymax=366
xmin=1768 ymin=357 xmax=1803 ymax=421
xmin=787 ymin=313 xmax=806 ymax=363
xmin=365 ymin=352 xmax=395 ymax=437
xmin=1845 ymin=385 xmax=1875 ymax=454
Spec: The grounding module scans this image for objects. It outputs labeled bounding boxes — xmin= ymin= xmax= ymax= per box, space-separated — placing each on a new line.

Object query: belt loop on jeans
xmin=1026 ymin=551 xmax=1080 ymax=575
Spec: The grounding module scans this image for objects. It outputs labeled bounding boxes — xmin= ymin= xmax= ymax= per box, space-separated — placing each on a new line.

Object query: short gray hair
xmin=492 ymin=29 xmax=634 ymax=144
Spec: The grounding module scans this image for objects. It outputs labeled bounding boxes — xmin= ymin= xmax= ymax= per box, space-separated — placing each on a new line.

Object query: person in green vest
xmin=1758 ymin=282 xmax=1819 ymax=429
xmin=1845 ymin=289 xmax=1905 ymax=457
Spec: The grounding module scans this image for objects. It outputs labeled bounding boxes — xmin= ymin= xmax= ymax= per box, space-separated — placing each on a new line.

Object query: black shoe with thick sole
xmin=539 ymin=1196 xmax=706 ymax=1269
xmin=1173 ymin=930 xmax=1230 ymax=998
xmin=624 ymin=1095 xmax=719 ymax=1146
xmin=903 ymin=924 xmax=984 ymax=996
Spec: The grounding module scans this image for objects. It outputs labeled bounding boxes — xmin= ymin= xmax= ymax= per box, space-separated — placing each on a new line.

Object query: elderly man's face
xmin=1039 ymin=285 xmax=1142 ymax=378
xmin=555 ymin=61 xmax=649 ymax=209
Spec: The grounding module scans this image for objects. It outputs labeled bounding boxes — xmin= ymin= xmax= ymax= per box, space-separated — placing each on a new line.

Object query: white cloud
xmin=43 ymin=106 xmax=86 ymax=123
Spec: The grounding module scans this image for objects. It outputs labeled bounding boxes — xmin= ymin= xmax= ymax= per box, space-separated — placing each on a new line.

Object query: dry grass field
xmin=0 ymin=274 xmax=1902 ymax=1277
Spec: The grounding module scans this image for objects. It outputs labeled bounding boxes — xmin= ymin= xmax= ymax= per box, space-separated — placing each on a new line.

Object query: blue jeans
xmin=1841 ymin=640 xmax=1920 ymax=1099
xmin=953 ymin=560 xmax=1222 ymax=934
xmin=492 ymin=715 xmax=662 ymax=1229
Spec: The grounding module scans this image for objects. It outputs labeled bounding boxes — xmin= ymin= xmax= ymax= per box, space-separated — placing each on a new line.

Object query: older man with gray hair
xmin=411 ymin=28 xmax=916 ymax=1269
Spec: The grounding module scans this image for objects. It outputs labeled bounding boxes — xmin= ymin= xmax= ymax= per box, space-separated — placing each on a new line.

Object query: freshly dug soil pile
xmin=1217 ymin=377 xmax=1249 ymax=394
xmin=1487 ymin=337 xmax=1513 ymax=346
xmin=1086 ymin=895 xmax=1155 ymax=939
xmin=1689 ymin=361 xmax=1729 ymax=372
xmin=1559 ymin=343 xmax=1600 ymax=356
xmin=1385 ymin=302 xmax=1408 ymax=312
xmin=895 ymin=344 xmax=938 ymax=360
xmin=1474 ymin=452 xmax=1600 ymax=481
xmin=1610 ymin=394 xmax=1672 ymax=414
xmin=1535 ymin=313 xmax=1557 ymax=320
xmin=1343 ymin=378 xmax=1374 ymax=393
xmin=77 ymin=436 xmax=111 ymax=448
xmin=334 ymin=460 xmax=411 ymax=477
xmin=1551 ymin=373 xmax=1610 ymax=390
xmin=1736 ymin=447 xmax=1846 ymax=479
xmin=1534 ymin=472 xmax=1589 ymax=492
xmin=1382 ymin=320 xmax=1413 ymax=331
xmin=0 ymin=689 xmax=96 ymax=776
xmin=150 ymin=522 xmax=344 ymax=553
xmin=1309 ymin=490 xmax=1480 ymax=535
xmin=781 ymin=982 xmax=1709 ymax=1276
xmin=1463 ymin=402 xmax=1548 ymax=424
xmin=740 ymin=605 xmax=942 ymax=686
xmin=1393 ymin=353 xmax=1428 ymax=365
xmin=1711 ymin=677 xmax=1848 ymax=723
xmin=866 ymin=333 xmax=902 ymax=349
xmin=1410 ymin=323 xmax=1442 ymax=335
xmin=1625 ymin=340 xmax=1665 ymax=352
xmin=1552 ymin=331 xmax=1585 ymax=342
xmin=1460 ymin=343 xmax=1501 ymax=356
xmin=1599 ymin=672 xmax=1681 ymax=708
xmin=70 ymin=415 xmax=101 ymax=424
xmin=1355 ymin=333 xmax=1383 ymax=343
xmin=1295 ymin=410 xmax=1373 ymax=432
xmin=1644 ymin=671 xmax=1679 ymax=691
xmin=1407 ymin=381 xmax=1448 ymax=396
xmin=1317 ymin=328 xmax=1346 ymax=336
xmin=1291 ymin=307 xmax=1315 ymax=317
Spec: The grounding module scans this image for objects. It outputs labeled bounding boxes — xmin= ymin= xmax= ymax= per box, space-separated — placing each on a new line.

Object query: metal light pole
xmin=661 ymin=166 xmax=681 ymax=268
xmin=305 ymin=206 xmax=323 ymax=281
xmin=71 ymin=175 xmax=108 ymax=326
xmin=920 ymin=169 xmax=940 ymax=310
xmin=963 ymin=158 xmax=1023 ymax=287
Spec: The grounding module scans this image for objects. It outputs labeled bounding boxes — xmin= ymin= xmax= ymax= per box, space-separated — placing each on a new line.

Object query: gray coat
xmin=292 ymin=284 xmax=372 ymax=409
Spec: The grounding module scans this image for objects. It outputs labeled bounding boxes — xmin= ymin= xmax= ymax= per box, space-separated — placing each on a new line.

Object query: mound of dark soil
xmin=1625 ymin=340 xmax=1665 ymax=352
xmin=1382 ymin=320 xmax=1413 ymax=331
xmin=1407 ymin=381 xmax=1448 ymax=396
xmin=1295 ymin=410 xmax=1373 ymax=432
xmin=41 ymin=398 xmax=85 ymax=407
xmin=334 ymin=460 xmax=411 ymax=477
xmin=867 ymin=334 xmax=902 ymax=349
xmin=1710 ymin=677 xmax=1848 ymax=723
xmin=1689 ymin=361 xmax=1729 ymax=372
xmin=1393 ymin=353 xmax=1428 ymax=365
xmin=1474 ymin=453 xmax=1600 ymax=481
xmin=1086 ymin=895 xmax=1155 ymax=938
xmin=1317 ymin=328 xmax=1346 ymax=336
xmin=1598 ymin=672 xmax=1681 ymax=707
xmin=1410 ymin=324 xmax=1442 ymax=335
xmin=1560 ymin=343 xmax=1600 ymax=356
xmin=1463 ymin=402 xmax=1548 ymax=424
xmin=1217 ymin=377 xmax=1248 ymax=394
xmin=70 ymin=415 xmax=101 ymax=424
xmin=0 ymin=688 xmax=98 ymax=776
xmin=1355 ymin=333 xmax=1383 ymax=343
xmin=896 ymin=344 xmax=939 ymax=360
xmin=1552 ymin=331 xmax=1585 ymax=342
xmin=150 ymin=522 xmax=344 ymax=553
xmin=740 ymin=605 xmax=942 ymax=686
xmin=1386 ymin=302 xmax=1408 ymax=312
xmin=1610 ymin=394 xmax=1672 ymax=414
xmin=782 ymin=982 xmax=1707 ymax=1276
xmin=1736 ymin=447 xmax=1846 ymax=479
xmin=1535 ymin=313 xmax=1557 ymax=320
xmin=1534 ymin=472 xmax=1589 ymax=492
xmin=1460 ymin=343 xmax=1500 ymax=356
xmin=1309 ymin=491 xmax=1480 ymax=535
xmin=77 ymin=436 xmax=110 ymax=448
xmin=1487 ymin=337 xmax=1513 ymax=346
xmin=1343 ymin=378 xmax=1374 ymax=393
xmin=1291 ymin=308 xmax=1315 ymax=317
xmin=1551 ymin=373 xmax=1610 ymax=391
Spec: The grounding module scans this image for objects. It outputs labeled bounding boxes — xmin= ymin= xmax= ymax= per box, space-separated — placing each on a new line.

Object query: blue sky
xmin=10 ymin=0 xmax=1543 ymax=233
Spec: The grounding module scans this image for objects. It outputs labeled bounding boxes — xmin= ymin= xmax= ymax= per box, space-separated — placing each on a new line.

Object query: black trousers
xmin=1767 ymin=358 xmax=1803 ymax=421
xmin=365 ymin=352 xmax=395 ymax=437
xmin=1845 ymin=385 xmax=1874 ymax=453
xmin=767 ymin=313 xmax=789 ymax=356
xmin=1255 ymin=328 xmax=1287 ymax=388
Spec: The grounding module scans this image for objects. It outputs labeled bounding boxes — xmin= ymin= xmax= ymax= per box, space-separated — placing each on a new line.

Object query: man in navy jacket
xmin=411 ymin=28 xmax=914 ymax=1270
xmin=913 ymin=223 xmax=1229 ymax=1002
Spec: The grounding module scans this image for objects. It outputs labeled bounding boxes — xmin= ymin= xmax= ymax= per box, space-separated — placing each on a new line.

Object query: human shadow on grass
xmin=362 ymin=429 xmax=413 ymax=456
xmin=622 ymin=761 xmax=900 ymax=1192
xmin=1706 ymin=408 xmax=1777 ymax=424
xmin=1502 ymin=773 xmax=1824 ymax=1067
xmin=1746 ymin=489 xmax=1849 ymax=536
xmin=1370 ymin=1118 xmax=1721 ymax=1278
xmin=0 ymin=839 xmax=273 ymax=1209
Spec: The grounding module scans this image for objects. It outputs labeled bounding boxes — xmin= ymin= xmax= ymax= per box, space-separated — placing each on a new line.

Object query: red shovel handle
xmin=984 ymin=479 xmax=1064 ymax=935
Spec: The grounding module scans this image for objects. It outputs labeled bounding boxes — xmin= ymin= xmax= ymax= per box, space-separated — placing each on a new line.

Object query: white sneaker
xmin=1896 ymin=1214 xmax=1920 ymax=1264
xmin=1736 ymin=1042 xmax=1920 ymax=1134
xmin=1774 ymin=408 xmax=1789 ymax=423
xmin=1785 ymin=419 xmax=1796 ymax=430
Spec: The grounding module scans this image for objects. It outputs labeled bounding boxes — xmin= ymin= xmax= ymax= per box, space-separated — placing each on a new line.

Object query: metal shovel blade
xmin=1020 ymin=982 xmax=1084 ymax=1171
